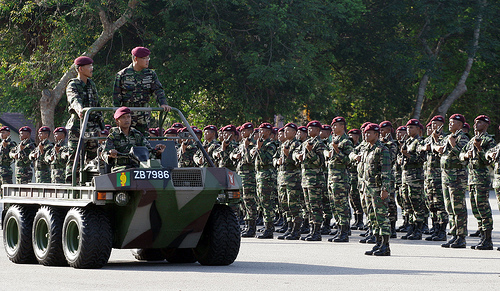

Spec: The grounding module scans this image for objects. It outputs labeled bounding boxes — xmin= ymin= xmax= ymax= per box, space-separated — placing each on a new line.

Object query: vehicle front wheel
xmin=32 ymin=206 xmax=67 ymax=266
xmin=3 ymin=205 xmax=37 ymax=264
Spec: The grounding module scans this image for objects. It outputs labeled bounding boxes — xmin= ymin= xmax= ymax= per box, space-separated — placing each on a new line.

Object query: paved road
xmin=1 ymin=195 xmax=499 ymax=290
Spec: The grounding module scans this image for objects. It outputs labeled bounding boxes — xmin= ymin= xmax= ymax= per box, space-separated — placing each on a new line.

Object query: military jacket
xmin=486 ymin=144 xmax=500 ymax=189
xmin=360 ymin=140 xmax=392 ymax=192
xmin=11 ymin=139 xmax=35 ymax=168
xmin=212 ymin=140 xmax=238 ymax=170
xmin=66 ymin=78 xmax=103 ymax=131
xmin=194 ymin=139 xmax=220 ymax=167
xmin=274 ymin=138 xmax=301 ymax=172
xmin=293 ymin=135 xmax=326 ymax=187
xmin=112 ymin=64 xmax=167 ymax=107
xmin=420 ymin=133 xmax=446 ymax=182
xmin=231 ymin=138 xmax=257 ymax=172
xmin=0 ymin=136 xmax=16 ymax=168
xmin=326 ymin=133 xmax=353 ymax=170
xmin=439 ymin=131 xmax=469 ymax=170
xmin=252 ymin=138 xmax=277 ymax=171
xmin=177 ymin=141 xmax=198 ymax=168
xmin=29 ymin=139 xmax=54 ymax=171
xmin=460 ymin=132 xmax=495 ymax=185
xmin=45 ymin=140 xmax=69 ymax=170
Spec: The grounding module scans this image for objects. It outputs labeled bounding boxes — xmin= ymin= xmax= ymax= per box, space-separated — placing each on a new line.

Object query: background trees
xmin=1 ymin=0 xmax=499 ymax=132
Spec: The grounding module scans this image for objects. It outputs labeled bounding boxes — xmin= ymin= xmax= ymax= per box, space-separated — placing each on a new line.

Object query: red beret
xmin=475 ymin=115 xmax=490 ymax=124
xmin=272 ymin=127 xmax=278 ymax=134
xmin=223 ymin=125 xmax=237 ymax=132
xmin=321 ymin=124 xmax=332 ymax=131
xmin=259 ymin=123 xmax=273 ymax=130
xmin=406 ymin=119 xmax=421 ymax=127
xmin=431 ymin=115 xmax=445 ymax=123
xmin=172 ymin=122 xmax=183 ymax=129
xmin=397 ymin=126 xmax=407 ymax=131
xmin=131 ymin=46 xmax=151 ymax=58
xmin=53 ymin=127 xmax=67 ymax=134
xmin=278 ymin=127 xmax=285 ymax=132
xmin=426 ymin=122 xmax=432 ymax=127
xmin=449 ymin=114 xmax=465 ymax=124
xmin=306 ymin=120 xmax=322 ymax=128
xmin=114 ymin=106 xmax=131 ymax=120
xmin=364 ymin=123 xmax=380 ymax=133
xmin=100 ymin=129 xmax=109 ymax=135
xmin=164 ymin=128 xmax=178 ymax=135
xmin=0 ymin=126 xmax=10 ymax=132
xmin=204 ymin=125 xmax=217 ymax=131
xmin=379 ymin=121 xmax=392 ymax=128
xmin=194 ymin=128 xmax=202 ymax=134
xmin=361 ymin=122 xmax=371 ymax=129
xmin=74 ymin=56 xmax=93 ymax=66
xmin=241 ymin=122 xmax=254 ymax=129
xmin=331 ymin=116 xmax=345 ymax=125
xmin=348 ymin=129 xmax=361 ymax=135
xmin=19 ymin=126 xmax=32 ymax=133
xmin=463 ymin=122 xmax=470 ymax=129
xmin=38 ymin=126 xmax=51 ymax=133
xmin=104 ymin=124 xmax=112 ymax=130
xmin=284 ymin=123 xmax=298 ymax=131
xmin=148 ymin=128 xmax=160 ymax=136
xmin=298 ymin=126 xmax=307 ymax=132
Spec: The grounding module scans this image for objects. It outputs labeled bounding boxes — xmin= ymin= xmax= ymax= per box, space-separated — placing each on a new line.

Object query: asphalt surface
xmin=1 ymin=194 xmax=500 ymax=290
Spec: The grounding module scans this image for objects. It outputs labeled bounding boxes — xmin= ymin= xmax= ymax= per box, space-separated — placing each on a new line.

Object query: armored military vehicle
xmin=1 ymin=107 xmax=241 ymax=268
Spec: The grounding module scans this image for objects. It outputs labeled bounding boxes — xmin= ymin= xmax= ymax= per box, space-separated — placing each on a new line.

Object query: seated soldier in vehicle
xmin=102 ymin=107 xmax=166 ymax=172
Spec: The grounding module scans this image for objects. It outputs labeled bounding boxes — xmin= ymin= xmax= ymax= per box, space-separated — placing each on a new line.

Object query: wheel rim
xmin=5 ymin=216 xmax=20 ymax=253
xmin=34 ymin=218 xmax=49 ymax=256
xmin=65 ymin=219 xmax=80 ymax=258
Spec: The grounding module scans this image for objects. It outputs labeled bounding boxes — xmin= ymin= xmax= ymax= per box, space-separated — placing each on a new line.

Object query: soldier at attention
xmin=0 ymin=126 xmax=17 ymax=189
xmin=103 ymin=107 xmax=166 ymax=172
xmin=113 ymin=46 xmax=171 ymax=135
xmin=46 ymin=127 xmax=69 ymax=183
xmin=10 ymin=126 xmax=35 ymax=184
xmin=29 ymin=126 xmax=54 ymax=183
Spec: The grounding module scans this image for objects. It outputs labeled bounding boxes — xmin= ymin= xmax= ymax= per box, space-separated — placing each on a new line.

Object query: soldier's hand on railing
xmin=109 ymin=149 xmax=118 ymax=159
xmin=161 ymin=104 xmax=171 ymax=112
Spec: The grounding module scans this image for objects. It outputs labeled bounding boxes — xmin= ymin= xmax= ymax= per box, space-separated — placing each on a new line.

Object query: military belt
xmin=328 ymin=163 xmax=346 ymax=170
xmin=403 ymin=164 xmax=421 ymax=170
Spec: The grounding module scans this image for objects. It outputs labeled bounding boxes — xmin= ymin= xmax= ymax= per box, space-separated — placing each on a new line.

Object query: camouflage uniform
xmin=11 ymin=139 xmax=36 ymax=184
xmin=293 ymin=135 xmax=326 ymax=225
xmin=102 ymin=127 xmax=161 ymax=172
xmin=440 ymin=131 xmax=469 ymax=237
xmin=487 ymin=144 xmax=500 ymax=225
xmin=381 ymin=136 xmax=398 ymax=223
xmin=0 ymin=136 xmax=16 ymax=186
xmin=231 ymin=138 xmax=258 ymax=221
xmin=213 ymin=140 xmax=238 ymax=171
xmin=401 ymin=136 xmax=426 ymax=226
xmin=348 ymin=141 xmax=365 ymax=226
xmin=177 ymin=141 xmax=198 ymax=167
xmin=65 ymin=78 xmax=104 ymax=179
xmin=193 ymin=140 xmax=220 ymax=167
xmin=29 ymin=139 xmax=54 ymax=183
xmin=45 ymin=140 xmax=69 ymax=183
xmin=460 ymin=133 xmax=495 ymax=232
xmin=326 ymin=134 xmax=353 ymax=227
xmin=360 ymin=140 xmax=392 ymax=236
xmin=321 ymin=138 xmax=333 ymax=227
xmin=252 ymin=138 xmax=277 ymax=223
xmin=113 ymin=64 xmax=168 ymax=135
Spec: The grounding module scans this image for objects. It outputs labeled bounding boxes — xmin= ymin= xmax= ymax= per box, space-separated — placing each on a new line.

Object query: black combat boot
xmin=277 ymin=226 xmax=292 ymax=239
xmin=333 ymin=224 xmax=350 ymax=242
xmin=276 ymin=220 xmax=289 ymax=233
xmin=475 ymin=229 xmax=493 ymax=250
xmin=320 ymin=220 xmax=332 ymax=235
xmin=304 ymin=223 xmax=322 ymax=241
xmin=471 ymin=230 xmax=484 ymax=249
xmin=328 ymin=225 xmax=341 ymax=242
xmin=256 ymin=221 xmax=274 ymax=239
xmin=441 ymin=235 xmax=457 ymax=248
xmin=425 ymin=220 xmax=439 ymax=241
xmin=450 ymin=235 xmax=466 ymax=248
xmin=469 ymin=229 xmax=481 ymax=237
xmin=401 ymin=223 xmax=415 ymax=239
xmin=355 ymin=213 xmax=365 ymax=230
xmin=241 ymin=220 xmax=256 ymax=237
xmin=359 ymin=229 xmax=373 ymax=243
xmin=390 ymin=221 xmax=397 ymax=238
xmin=300 ymin=218 xmax=310 ymax=234
xmin=432 ymin=222 xmax=448 ymax=241
xmin=408 ymin=221 xmax=423 ymax=240
xmin=373 ymin=235 xmax=391 ymax=256
xmin=364 ymin=234 xmax=382 ymax=255
xmin=396 ymin=215 xmax=409 ymax=232
xmin=285 ymin=218 xmax=303 ymax=240
xmin=360 ymin=227 xmax=370 ymax=237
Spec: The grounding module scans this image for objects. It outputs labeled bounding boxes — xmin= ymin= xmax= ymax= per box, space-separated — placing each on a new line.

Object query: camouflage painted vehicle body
xmin=1 ymin=107 xmax=241 ymax=268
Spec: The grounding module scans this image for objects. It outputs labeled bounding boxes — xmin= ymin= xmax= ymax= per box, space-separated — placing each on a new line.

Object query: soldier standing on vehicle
xmin=103 ymin=107 xmax=166 ymax=172
xmin=360 ymin=123 xmax=392 ymax=256
xmin=29 ymin=126 xmax=54 ymax=183
xmin=460 ymin=115 xmax=495 ymax=250
xmin=436 ymin=114 xmax=469 ymax=248
xmin=113 ymin=46 xmax=171 ymax=135
xmin=0 ymin=126 xmax=17 ymax=189
xmin=46 ymin=127 xmax=69 ymax=183
xmin=293 ymin=120 xmax=326 ymax=241
xmin=193 ymin=125 xmax=220 ymax=167
xmin=65 ymin=56 xmax=104 ymax=182
xmin=10 ymin=126 xmax=35 ymax=184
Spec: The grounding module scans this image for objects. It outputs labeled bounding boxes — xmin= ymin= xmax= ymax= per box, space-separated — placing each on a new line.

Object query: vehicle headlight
xmin=115 ymin=192 xmax=129 ymax=206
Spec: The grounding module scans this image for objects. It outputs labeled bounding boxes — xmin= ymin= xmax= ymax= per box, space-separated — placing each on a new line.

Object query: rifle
xmin=443 ymin=128 xmax=462 ymax=153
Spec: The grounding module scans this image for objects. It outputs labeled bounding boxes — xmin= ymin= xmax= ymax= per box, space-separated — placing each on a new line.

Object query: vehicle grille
xmin=171 ymin=169 xmax=203 ymax=187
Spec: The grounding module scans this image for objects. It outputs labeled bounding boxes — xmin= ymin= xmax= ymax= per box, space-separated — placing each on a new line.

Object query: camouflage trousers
xmin=278 ymin=171 xmax=303 ymax=221
xmin=51 ymin=168 xmax=66 ymax=184
xmin=402 ymin=174 xmax=426 ymax=223
xmin=349 ymin=177 xmax=363 ymax=215
xmin=424 ymin=180 xmax=448 ymax=224
xmin=239 ymin=170 xmax=258 ymax=221
xmin=131 ymin=110 xmax=152 ymax=136
xmin=302 ymin=187 xmax=324 ymax=224
xmin=16 ymin=167 xmax=32 ymax=184
xmin=327 ymin=168 xmax=351 ymax=226
xmin=469 ymin=184 xmax=493 ymax=231
xmin=442 ymin=169 xmax=468 ymax=236
xmin=256 ymin=170 xmax=275 ymax=223
xmin=35 ymin=168 xmax=51 ymax=183
xmin=0 ymin=166 xmax=13 ymax=184
xmin=363 ymin=184 xmax=390 ymax=236
xmin=322 ymin=172 xmax=333 ymax=223
xmin=387 ymin=191 xmax=397 ymax=222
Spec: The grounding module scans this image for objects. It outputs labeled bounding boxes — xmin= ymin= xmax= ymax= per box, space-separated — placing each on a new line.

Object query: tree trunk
xmin=39 ymin=1 xmax=138 ymax=130
xmin=436 ymin=0 xmax=485 ymax=117
xmin=412 ymin=73 xmax=429 ymax=120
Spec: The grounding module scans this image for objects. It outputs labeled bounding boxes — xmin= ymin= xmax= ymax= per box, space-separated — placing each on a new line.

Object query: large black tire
xmin=194 ymin=205 xmax=240 ymax=266
xmin=3 ymin=205 xmax=37 ymax=264
xmin=62 ymin=206 xmax=112 ymax=269
xmin=131 ymin=248 xmax=166 ymax=261
xmin=32 ymin=206 xmax=67 ymax=266
xmin=164 ymin=248 xmax=197 ymax=264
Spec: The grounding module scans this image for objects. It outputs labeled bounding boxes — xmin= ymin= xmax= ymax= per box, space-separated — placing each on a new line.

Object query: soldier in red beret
xmin=0 ymin=126 xmax=17 ymax=188
xmin=29 ymin=127 xmax=54 ymax=183
xmin=296 ymin=126 xmax=308 ymax=142
xmin=193 ymin=125 xmax=220 ymax=167
xmin=46 ymin=127 xmax=70 ymax=183
xmin=10 ymin=126 xmax=36 ymax=184
xmin=213 ymin=125 xmax=238 ymax=170
xmin=113 ymin=46 xmax=171 ymax=136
